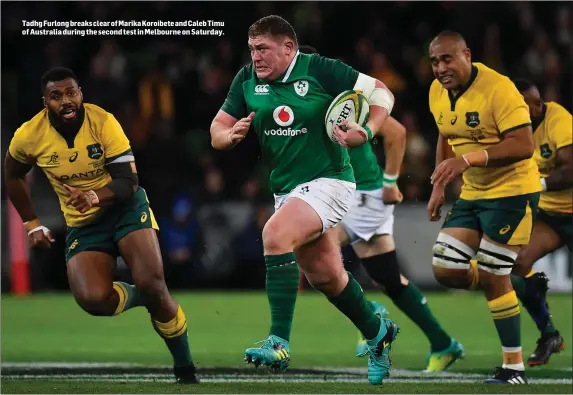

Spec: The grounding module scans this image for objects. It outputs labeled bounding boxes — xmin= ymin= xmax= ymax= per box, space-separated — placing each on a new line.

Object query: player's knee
xmin=134 ymin=271 xmax=167 ymax=298
xmin=262 ymin=220 xmax=293 ymax=253
xmin=475 ymin=239 xmax=517 ymax=281
xmin=432 ymin=233 xmax=475 ymax=281
xmin=511 ymin=250 xmax=531 ymax=277
xmin=74 ymin=288 xmax=116 ymax=316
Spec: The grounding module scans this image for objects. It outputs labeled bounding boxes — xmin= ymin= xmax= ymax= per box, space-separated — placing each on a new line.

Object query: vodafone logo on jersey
xmin=273 ymin=106 xmax=294 ymax=127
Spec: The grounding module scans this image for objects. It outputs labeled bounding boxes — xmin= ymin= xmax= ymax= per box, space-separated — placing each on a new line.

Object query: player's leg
xmin=354 ymin=235 xmax=463 ymax=372
xmin=512 ymin=215 xmax=566 ymax=366
xmin=67 ymin=251 xmax=125 ymax=315
xmin=432 ymin=199 xmax=482 ymax=289
xmin=243 ymin=187 xmax=318 ymax=371
xmin=478 ymin=193 xmax=540 ymax=384
xmin=296 ymin=228 xmax=399 ymax=385
xmin=340 ymin=193 xmax=461 ymax=371
xmin=115 ymin=188 xmax=197 ymax=384
xmin=66 ymin=221 xmax=145 ymax=316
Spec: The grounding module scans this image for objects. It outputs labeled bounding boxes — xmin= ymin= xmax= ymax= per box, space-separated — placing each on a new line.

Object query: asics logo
xmin=255 ymin=84 xmax=270 ymax=95
xmin=499 ymin=225 xmax=511 ymax=235
xmin=69 ymin=152 xmax=79 ymax=162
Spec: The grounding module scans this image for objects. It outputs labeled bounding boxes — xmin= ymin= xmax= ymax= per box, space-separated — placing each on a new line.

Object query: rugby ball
xmin=325 ymin=90 xmax=370 ymax=143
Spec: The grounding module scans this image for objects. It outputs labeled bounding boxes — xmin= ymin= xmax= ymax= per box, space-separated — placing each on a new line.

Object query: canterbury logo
xmin=140 ymin=212 xmax=148 ymax=222
xmin=499 ymin=225 xmax=511 ymax=235
xmin=254 ymin=84 xmax=270 ymax=95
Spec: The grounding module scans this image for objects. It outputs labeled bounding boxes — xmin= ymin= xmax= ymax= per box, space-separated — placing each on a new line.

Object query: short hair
xmin=248 ymin=15 xmax=298 ymax=46
xmin=431 ymin=30 xmax=467 ymax=48
xmin=41 ymin=67 xmax=79 ymax=93
xmin=299 ymin=45 xmax=318 ymax=54
xmin=513 ymin=78 xmax=537 ymax=93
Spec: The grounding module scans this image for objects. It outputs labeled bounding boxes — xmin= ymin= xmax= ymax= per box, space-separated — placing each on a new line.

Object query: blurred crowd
xmin=1 ymin=2 xmax=571 ymax=289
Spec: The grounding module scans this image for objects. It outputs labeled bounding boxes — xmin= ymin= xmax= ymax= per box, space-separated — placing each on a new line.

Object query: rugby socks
xmin=511 ymin=272 xmax=557 ymax=335
xmin=112 ymin=281 xmax=145 ymax=315
xmin=152 ymin=305 xmax=194 ymax=367
xmin=393 ymin=283 xmax=452 ymax=352
xmin=488 ymin=291 xmax=524 ymax=370
xmin=361 ymin=251 xmax=451 ymax=352
xmin=265 ymin=253 xmax=300 ymax=341
xmin=328 ymin=272 xmax=381 ymax=340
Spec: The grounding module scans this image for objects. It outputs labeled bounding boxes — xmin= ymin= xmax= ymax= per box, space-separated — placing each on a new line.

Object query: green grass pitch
xmin=1 ymin=291 xmax=571 ymax=393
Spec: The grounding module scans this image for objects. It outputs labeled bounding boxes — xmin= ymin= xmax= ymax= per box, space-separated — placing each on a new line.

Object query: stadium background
xmin=1 ymin=1 xmax=571 ymax=294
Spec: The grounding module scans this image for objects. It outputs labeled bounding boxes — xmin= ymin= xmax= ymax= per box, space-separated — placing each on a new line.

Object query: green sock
xmin=152 ymin=306 xmax=194 ymax=367
xmin=328 ymin=273 xmax=381 ymax=340
xmin=511 ymin=275 xmax=557 ymax=335
xmin=392 ymin=283 xmax=451 ymax=352
xmin=112 ymin=281 xmax=145 ymax=315
xmin=265 ymin=253 xmax=300 ymax=341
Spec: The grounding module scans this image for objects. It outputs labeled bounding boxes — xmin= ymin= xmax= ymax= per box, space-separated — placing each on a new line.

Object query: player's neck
xmin=48 ymin=105 xmax=85 ymax=136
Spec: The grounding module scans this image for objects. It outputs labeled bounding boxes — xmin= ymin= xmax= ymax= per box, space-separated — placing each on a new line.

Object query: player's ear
xmin=42 ymin=96 xmax=47 ymax=107
xmin=284 ymin=39 xmax=295 ymax=55
xmin=463 ymin=47 xmax=471 ymax=62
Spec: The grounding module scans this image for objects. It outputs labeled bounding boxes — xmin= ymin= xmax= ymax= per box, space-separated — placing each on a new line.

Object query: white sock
xmin=503 ymin=362 xmax=525 ymax=371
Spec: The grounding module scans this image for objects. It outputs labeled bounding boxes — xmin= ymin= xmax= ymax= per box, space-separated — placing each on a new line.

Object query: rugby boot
xmin=174 ymin=363 xmax=199 ymax=384
xmin=357 ymin=301 xmax=389 ymax=357
xmin=527 ymin=331 xmax=565 ymax=366
xmin=366 ymin=317 xmax=400 ymax=384
xmin=244 ymin=335 xmax=290 ymax=372
xmin=484 ymin=366 xmax=528 ymax=384
xmin=425 ymin=338 xmax=465 ymax=372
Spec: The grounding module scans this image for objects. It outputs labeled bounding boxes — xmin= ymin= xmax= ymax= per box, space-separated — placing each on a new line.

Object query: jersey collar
xmin=532 ymin=103 xmax=547 ymax=133
xmin=448 ymin=64 xmax=478 ymax=111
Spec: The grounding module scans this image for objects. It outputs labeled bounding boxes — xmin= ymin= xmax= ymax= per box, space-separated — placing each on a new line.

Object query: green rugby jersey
xmin=221 ymin=52 xmax=357 ymax=195
xmin=348 ymin=142 xmax=384 ymax=191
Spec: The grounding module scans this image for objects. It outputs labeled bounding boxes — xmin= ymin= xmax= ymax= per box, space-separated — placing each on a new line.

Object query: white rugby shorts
xmin=341 ymin=188 xmax=395 ymax=244
xmin=274 ymin=178 xmax=356 ymax=233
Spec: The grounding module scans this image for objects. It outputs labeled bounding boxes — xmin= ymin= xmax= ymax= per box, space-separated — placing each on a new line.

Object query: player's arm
xmin=354 ymin=74 xmax=394 ymax=141
xmin=4 ymin=153 xmax=37 ymax=224
xmin=543 ymin=145 xmax=573 ymax=191
xmin=211 ymin=110 xmax=254 ymax=150
xmin=311 ymin=56 xmax=394 ymax=146
xmin=211 ymin=68 xmax=252 ymax=150
xmin=64 ymin=116 xmax=138 ymax=212
xmin=4 ymin=141 xmax=55 ymax=246
xmin=461 ymin=83 xmax=535 ymax=168
xmin=376 ymin=116 xmax=406 ymax=181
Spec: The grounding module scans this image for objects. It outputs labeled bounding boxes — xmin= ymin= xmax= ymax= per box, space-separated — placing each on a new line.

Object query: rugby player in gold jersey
xmin=4 ymin=67 xmax=198 ymax=384
xmin=427 ymin=32 xmax=541 ymax=384
xmin=510 ymin=78 xmax=571 ymax=366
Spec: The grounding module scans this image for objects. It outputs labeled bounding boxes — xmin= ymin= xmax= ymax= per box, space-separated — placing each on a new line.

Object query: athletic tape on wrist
xmin=363 ymin=125 xmax=373 ymax=141
xmin=383 ymin=173 xmax=398 ymax=187
xmin=27 ymin=225 xmax=51 ymax=237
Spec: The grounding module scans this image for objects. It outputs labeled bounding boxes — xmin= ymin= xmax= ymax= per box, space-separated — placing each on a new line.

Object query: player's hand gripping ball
xmin=325 ymin=90 xmax=370 ymax=148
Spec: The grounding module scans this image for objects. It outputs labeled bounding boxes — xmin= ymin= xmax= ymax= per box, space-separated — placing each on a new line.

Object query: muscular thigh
xmin=67 ymin=251 xmax=116 ymax=300
xmin=513 ymin=218 xmax=563 ymax=276
xmin=118 ymin=228 xmax=165 ymax=285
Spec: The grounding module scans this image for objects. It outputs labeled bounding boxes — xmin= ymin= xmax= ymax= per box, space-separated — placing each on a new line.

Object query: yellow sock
xmin=154 ymin=305 xmax=188 ymax=338
xmin=525 ymin=269 xmax=536 ymax=278
xmin=112 ymin=282 xmax=128 ymax=316
xmin=468 ymin=260 xmax=480 ymax=290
